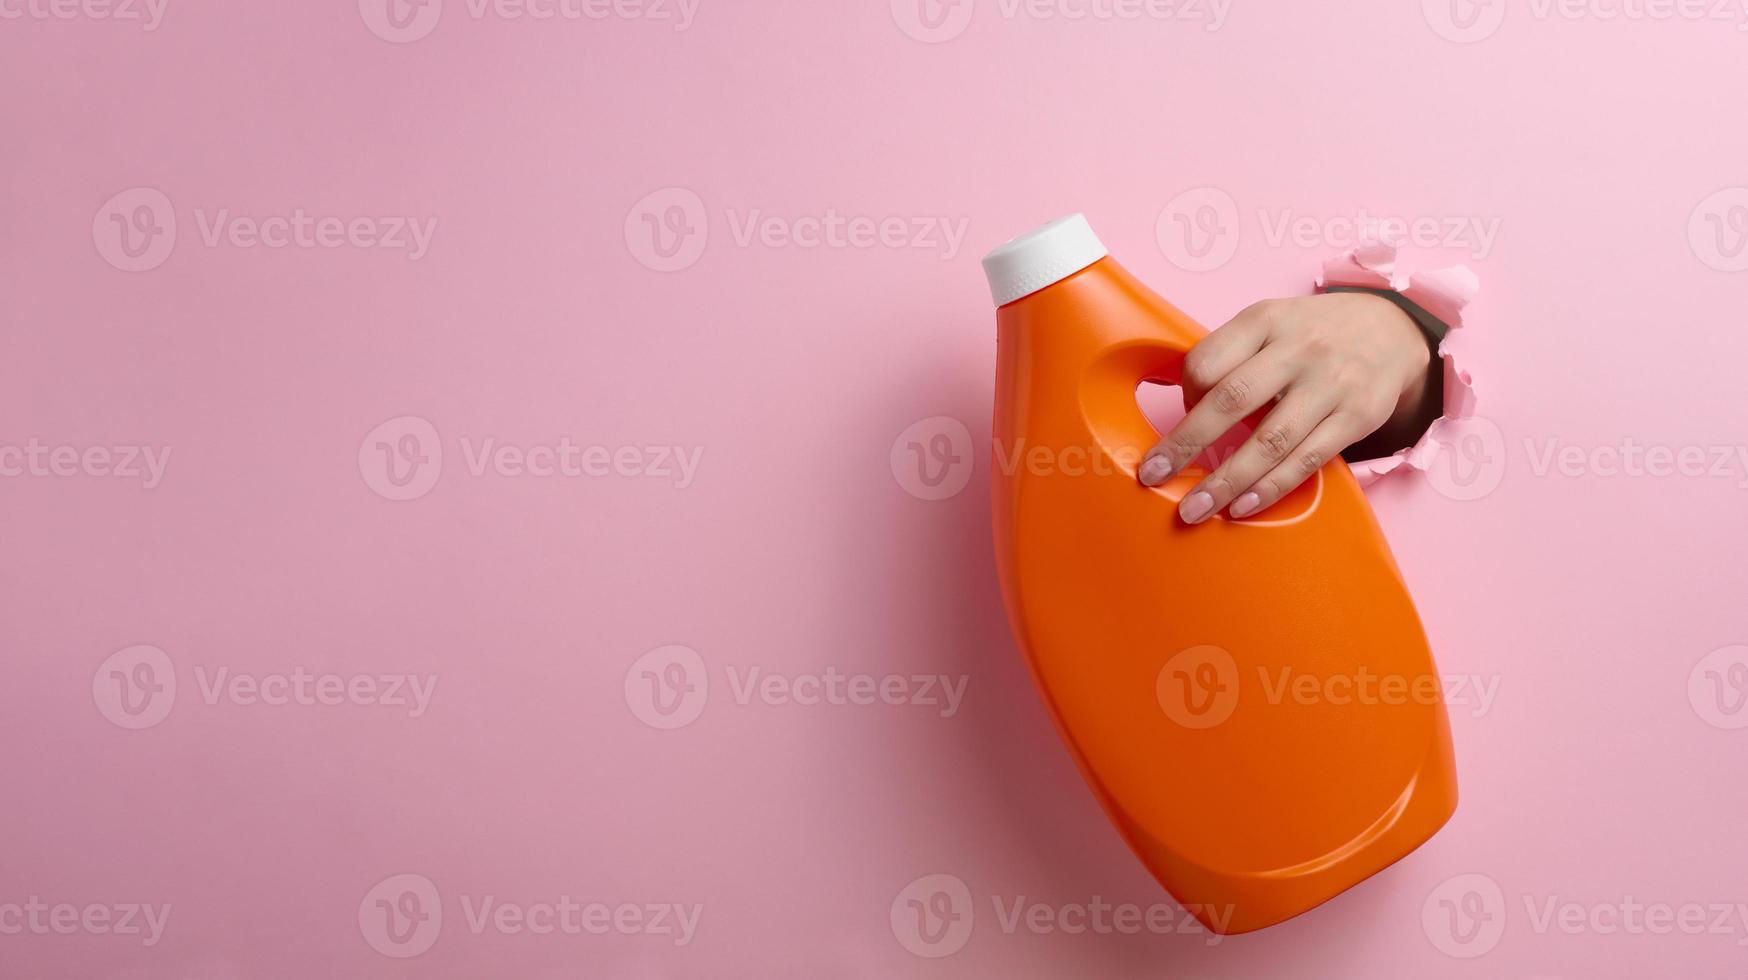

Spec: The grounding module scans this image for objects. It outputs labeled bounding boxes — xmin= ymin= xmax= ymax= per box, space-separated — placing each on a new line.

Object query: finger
xmin=1180 ymin=301 xmax=1278 ymax=406
xmin=1177 ymin=388 xmax=1338 ymax=524
xmin=1227 ymin=411 xmax=1372 ymax=519
xmin=1139 ymin=346 xmax=1295 ymax=487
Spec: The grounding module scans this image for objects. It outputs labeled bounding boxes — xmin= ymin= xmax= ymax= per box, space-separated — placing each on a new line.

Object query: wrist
xmin=1344 ymin=292 xmax=1444 ymax=461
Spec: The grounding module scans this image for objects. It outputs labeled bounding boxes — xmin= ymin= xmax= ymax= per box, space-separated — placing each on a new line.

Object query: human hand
xmin=1137 ymin=292 xmax=1438 ymax=522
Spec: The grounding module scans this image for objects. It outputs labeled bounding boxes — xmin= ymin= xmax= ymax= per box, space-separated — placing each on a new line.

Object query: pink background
xmin=5 ymin=0 xmax=1748 ymax=976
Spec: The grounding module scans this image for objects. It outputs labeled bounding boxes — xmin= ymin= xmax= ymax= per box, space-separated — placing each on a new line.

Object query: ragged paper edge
xmin=1316 ymin=244 xmax=1480 ymax=488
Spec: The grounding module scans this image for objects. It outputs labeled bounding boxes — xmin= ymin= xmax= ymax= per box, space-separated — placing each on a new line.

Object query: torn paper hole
xmin=1316 ymin=245 xmax=1480 ymax=489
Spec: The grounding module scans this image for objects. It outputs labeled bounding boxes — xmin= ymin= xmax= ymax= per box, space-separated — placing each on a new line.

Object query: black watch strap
xmin=1322 ymin=284 xmax=1449 ymax=359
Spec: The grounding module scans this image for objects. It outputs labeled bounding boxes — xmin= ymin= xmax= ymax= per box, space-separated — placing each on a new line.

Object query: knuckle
xmin=1255 ymin=425 xmax=1294 ymax=462
xmin=1331 ymin=361 xmax=1374 ymax=389
xmin=1296 ymin=446 xmax=1326 ymax=477
xmin=1210 ymin=376 xmax=1252 ymax=414
xmin=1357 ymin=397 xmax=1394 ymax=429
xmin=1301 ymin=328 xmax=1338 ymax=359
xmin=1244 ymin=297 xmax=1285 ymax=327
xmin=1182 ymin=348 xmax=1218 ymax=392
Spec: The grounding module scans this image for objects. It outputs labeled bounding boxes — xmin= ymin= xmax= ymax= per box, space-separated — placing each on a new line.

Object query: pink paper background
xmin=5 ymin=1 xmax=1748 ymax=977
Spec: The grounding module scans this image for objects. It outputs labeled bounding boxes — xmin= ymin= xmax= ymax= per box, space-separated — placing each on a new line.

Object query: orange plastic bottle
xmin=983 ymin=215 xmax=1457 ymax=935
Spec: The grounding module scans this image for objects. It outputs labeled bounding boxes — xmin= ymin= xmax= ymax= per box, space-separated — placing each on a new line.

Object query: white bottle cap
xmin=980 ymin=213 xmax=1108 ymax=307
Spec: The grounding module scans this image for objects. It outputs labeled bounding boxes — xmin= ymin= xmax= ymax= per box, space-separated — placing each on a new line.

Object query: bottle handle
xmin=1090 ymin=336 xmax=1324 ymax=524
xmin=1084 ymin=337 xmax=1194 ymax=504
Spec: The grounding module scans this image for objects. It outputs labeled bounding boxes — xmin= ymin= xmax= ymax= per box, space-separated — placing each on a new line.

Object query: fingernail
xmin=1229 ymin=492 xmax=1261 ymax=518
xmin=1180 ymin=491 xmax=1215 ymax=524
xmin=1139 ymin=455 xmax=1174 ymax=486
